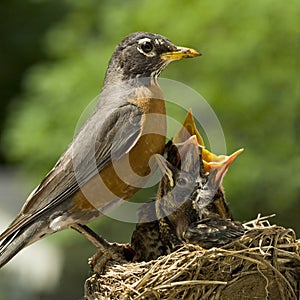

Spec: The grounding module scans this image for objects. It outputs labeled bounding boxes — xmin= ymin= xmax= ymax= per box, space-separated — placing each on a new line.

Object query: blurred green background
xmin=0 ymin=0 xmax=299 ymax=299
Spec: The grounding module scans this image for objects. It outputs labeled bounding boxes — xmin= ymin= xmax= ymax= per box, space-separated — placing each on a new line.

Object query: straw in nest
xmin=83 ymin=215 xmax=300 ymax=300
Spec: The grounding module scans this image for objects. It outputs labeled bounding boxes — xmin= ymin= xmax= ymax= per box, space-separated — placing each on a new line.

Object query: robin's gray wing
xmin=0 ymin=103 xmax=143 ymax=240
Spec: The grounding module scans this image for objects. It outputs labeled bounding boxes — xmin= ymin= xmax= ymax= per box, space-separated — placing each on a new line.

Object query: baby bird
xmin=131 ymin=111 xmax=244 ymax=261
xmin=131 ymin=135 xmax=244 ymax=261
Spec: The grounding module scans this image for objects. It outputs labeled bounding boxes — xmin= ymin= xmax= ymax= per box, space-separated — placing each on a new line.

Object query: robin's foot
xmin=71 ymin=223 xmax=134 ymax=273
xmin=89 ymin=242 xmax=134 ymax=274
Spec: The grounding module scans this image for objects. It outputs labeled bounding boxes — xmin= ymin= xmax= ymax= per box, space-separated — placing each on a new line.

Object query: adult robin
xmin=0 ymin=32 xmax=200 ymax=267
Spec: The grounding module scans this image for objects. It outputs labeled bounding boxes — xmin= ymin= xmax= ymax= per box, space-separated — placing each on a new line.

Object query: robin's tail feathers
xmin=0 ymin=220 xmax=49 ymax=268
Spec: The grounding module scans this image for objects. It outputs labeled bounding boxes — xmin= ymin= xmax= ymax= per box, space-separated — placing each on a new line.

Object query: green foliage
xmin=0 ymin=0 xmax=67 ymax=161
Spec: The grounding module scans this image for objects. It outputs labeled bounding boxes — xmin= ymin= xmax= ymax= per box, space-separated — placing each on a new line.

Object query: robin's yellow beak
xmin=161 ymin=46 xmax=201 ymax=61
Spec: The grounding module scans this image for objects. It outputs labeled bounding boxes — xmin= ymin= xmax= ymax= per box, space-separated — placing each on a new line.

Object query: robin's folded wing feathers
xmin=0 ymin=103 xmax=142 ymax=240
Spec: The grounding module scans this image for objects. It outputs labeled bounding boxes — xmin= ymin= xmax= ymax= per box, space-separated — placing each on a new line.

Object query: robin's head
xmin=104 ymin=32 xmax=200 ymax=83
xmin=155 ymin=136 xmax=243 ymax=239
xmin=172 ymin=110 xmax=244 ymax=217
xmin=156 ymin=136 xmax=201 ymax=205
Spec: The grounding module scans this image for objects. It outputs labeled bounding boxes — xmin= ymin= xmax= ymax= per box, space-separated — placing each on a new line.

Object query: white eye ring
xmin=137 ymin=38 xmax=156 ymax=57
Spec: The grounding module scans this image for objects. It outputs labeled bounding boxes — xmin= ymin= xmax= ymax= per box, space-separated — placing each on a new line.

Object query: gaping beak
xmin=161 ymin=46 xmax=201 ymax=61
xmin=173 ymin=109 xmax=204 ymax=146
xmin=206 ymin=148 xmax=244 ymax=190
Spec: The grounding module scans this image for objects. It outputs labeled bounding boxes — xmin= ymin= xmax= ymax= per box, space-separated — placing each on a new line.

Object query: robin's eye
xmin=140 ymin=41 xmax=154 ymax=54
xmin=176 ymin=177 xmax=188 ymax=186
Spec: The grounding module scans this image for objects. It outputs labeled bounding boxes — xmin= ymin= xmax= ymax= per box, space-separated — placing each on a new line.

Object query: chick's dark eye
xmin=176 ymin=177 xmax=187 ymax=186
xmin=141 ymin=41 xmax=154 ymax=53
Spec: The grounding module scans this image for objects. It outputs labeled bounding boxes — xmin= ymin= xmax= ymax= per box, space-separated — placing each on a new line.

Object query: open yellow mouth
xmin=173 ymin=110 xmax=244 ymax=173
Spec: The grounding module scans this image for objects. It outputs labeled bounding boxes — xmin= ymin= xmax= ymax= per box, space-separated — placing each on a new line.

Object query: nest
xmin=84 ymin=215 xmax=300 ymax=300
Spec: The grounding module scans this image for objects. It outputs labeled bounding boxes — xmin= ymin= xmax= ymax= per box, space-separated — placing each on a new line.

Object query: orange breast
xmin=72 ymin=84 xmax=166 ymax=212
